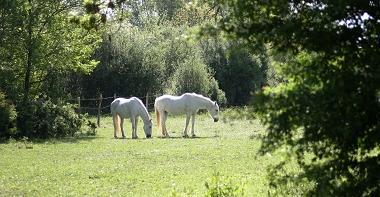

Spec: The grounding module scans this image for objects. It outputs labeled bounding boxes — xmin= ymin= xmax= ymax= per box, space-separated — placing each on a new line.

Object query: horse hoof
xmin=132 ymin=136 xmax=138 ymax=139
xmin=114 ymin=136 xmax=118 ymax=139
xmin=191 ymin=134 xmax=196 ymax=138
xmin=183 ymin=135 xmax=189 ymax=138
xmin=121 ymin=136 xmax=126 ymax=139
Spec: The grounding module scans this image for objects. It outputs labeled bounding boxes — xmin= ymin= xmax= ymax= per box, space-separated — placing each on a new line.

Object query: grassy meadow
xmin=0 ymin=110 xmax=300 ymax=196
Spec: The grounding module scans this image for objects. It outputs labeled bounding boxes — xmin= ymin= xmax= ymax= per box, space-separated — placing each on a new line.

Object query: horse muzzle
xmin=146 ymin=134 xmax=151 ymax=138
xmin=214 ymin=118 xmax=219 ymax=122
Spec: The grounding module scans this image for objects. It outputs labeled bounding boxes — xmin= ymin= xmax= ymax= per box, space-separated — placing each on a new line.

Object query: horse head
xmin=208 ymin=101 xmax=219 ymax=122
xmin=143 ymin=119 xmax=153 ymax=138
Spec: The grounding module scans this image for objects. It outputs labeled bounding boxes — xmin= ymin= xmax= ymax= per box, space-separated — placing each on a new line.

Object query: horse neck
xmin=195 ymin=96 xmax=213 ymax=110
xmin=137 ymin=104 xmax=151 ymax=124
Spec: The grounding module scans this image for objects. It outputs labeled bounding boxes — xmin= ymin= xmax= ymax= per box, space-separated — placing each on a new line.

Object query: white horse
xmin=154 ymin=93 xmax=219 ymax=138
xmin=111 ymin=97 xmax=152 ymax=139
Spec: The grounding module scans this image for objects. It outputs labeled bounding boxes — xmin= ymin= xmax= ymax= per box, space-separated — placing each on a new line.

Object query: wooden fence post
xmin=97 ymin=94 xmax=102 ymax=127
xmin=77 ymin=96 xmax=81 ymax=114
xmin=145 ymin=92 xmax=149 ymax=110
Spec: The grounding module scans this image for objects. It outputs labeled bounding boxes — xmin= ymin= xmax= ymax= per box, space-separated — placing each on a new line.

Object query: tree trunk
xmin=23 ymin=0 xmax=33 ymax=103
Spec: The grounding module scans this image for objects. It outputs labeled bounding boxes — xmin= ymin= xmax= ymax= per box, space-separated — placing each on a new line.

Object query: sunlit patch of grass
xmin=0 ymin=108 xmax=306 ymax=196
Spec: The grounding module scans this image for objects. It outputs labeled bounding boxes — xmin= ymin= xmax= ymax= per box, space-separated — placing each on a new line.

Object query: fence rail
xmin=71 ymin=93 xmax=159 ymax=127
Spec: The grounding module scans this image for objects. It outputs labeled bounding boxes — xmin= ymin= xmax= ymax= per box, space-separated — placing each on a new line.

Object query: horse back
xmin=111 ymin=98 xmax=138 ymax=118
xmin=155 ymin=94 xmax=192 ymax=114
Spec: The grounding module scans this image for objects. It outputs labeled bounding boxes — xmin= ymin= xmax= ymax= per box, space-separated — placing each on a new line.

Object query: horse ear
xmin=214 ymin=101 xmax=217 ymax=105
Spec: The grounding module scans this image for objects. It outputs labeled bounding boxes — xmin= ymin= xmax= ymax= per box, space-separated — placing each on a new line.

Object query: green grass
xmin=0 ymin=112 xmax=298 ymax=196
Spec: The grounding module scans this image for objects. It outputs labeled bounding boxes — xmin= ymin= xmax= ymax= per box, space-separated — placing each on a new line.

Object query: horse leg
xmin=183 ymin=114 xmax=190 ymax=138
xmin=112 ymin=113 xmax=119 ymax=138
xmin=162 ymin=111 xmax=169 ymax=138
xmin=159 ymin=110 xmax=165 ymax=136
xmin=120 ymin=118 xmax=126 ymax=139
xmin=191 ymin=113 xmax=196 ymax=138
xmin=134 ymin=116 xmax=139 ymax=139
xmin=131 ymin=117 xmax=137 ymax=139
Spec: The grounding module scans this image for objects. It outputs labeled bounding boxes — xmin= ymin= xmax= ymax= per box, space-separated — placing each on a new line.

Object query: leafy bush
xmin=201 ymin=39 xmax=270 ymax=106
xmin=0 ymin=91 xmax=17 ymax=138
xmin=82 ymin=118 xmax=97 ymax=136
xmin=208 ymin=77 xmax=227 ymax=104
xmin=17 ymin=100 xmax=96 ymax=139
xmin=204 ymin=172 xmax=245 ymax=197
xmin=168 ymin=57 xmax=226 ymax=103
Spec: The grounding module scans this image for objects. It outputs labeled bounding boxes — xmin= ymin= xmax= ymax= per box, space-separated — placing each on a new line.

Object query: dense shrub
xmin=0 ymin=91 xmax=17 ymax=138
xmin=208 ymin=77 xmax=227 ymax=104
xmin=168 ymin=57 xmax=226 ymax=103
xmin=201 ymin=39 xmax=270 ymax=105
xmin=17 ymin=100 xmax=96 ymax=139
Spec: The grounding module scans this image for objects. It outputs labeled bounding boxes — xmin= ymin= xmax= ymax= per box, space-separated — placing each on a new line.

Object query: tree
xmin=0 ymin=0 xmax=100 ymax=102
xmin=77 ymin=0 xmax=269 ymax=106
xmin=0 ymin=91 xmax=17 ymax=138
xmin=78 ymin=21 xmax=226 ymax=105
xmin=80 ymin=25 xmax=166 ymax=100
xmin=0 ymin=0 xmax=101 ymax=137
xmin=214 ymin=0 xmax=380 ymax=195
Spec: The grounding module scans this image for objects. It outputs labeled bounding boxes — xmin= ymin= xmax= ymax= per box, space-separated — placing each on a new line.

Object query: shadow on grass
xmin=39 ymin=135 xmax=98 ymax=144
xmin=155 ymin=135 xmax=219 ymax=139
xmin=109 ymin=135 xmax=219 ymax=140
xmin=0 ymin=135 xmax=99 ymax=145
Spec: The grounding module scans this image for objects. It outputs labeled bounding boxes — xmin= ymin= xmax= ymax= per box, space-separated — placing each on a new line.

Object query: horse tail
xmin=112 ymin=113 xmax=120 ymax=133
xmin=111 ymin=99 xmax=120 ymax=135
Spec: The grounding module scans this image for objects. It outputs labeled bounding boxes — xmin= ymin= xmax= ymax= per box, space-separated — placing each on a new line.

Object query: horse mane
xmin=131 ymin=97 xmax=151 ymax=121
xmin=183 ymin=93 xmax=213 ymax=103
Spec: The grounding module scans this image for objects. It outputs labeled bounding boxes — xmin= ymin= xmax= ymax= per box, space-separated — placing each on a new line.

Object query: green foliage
xmin=79 ymin=22 xmax=227 ymax=104
xmin=17 ymin=100 xmax=96 ymax=139
xmin=201 ymin=39 xmax=270 ymax=105
xmin=169 ymin=58 xmax=209 ymax=95
xmin=205 ymin=172 xmax=245 ymax=197
xmin=83 ymin=119 xmax=97 ymax=136
xmin=216 ymin=0 xmax=380 ymax=195
xmin=0 ymin=0 xmax=101 ymax=138
xmin=73 ymin=0 xmax=272 ymax=106
xmin=208 ymin=77 xmax=227 ymax=104
xmin=168 ymin=56 xmax=226 ymax=103
xmin=0 ymin=91 xmax=17 ymax=138
xmin=0 ymin=0 xmax=101 ymax=102
xmin=80 ymin=25 xmax=167 ymax=98
xmin=266 ymin=161 xmax=316 ymax=196
xmin=255 ymin=52 xmax=380 ymax=195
